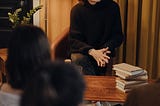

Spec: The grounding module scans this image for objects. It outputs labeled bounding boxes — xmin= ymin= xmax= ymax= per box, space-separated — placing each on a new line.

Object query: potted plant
xmin=8 ymin=5 xmax=43 ymax=28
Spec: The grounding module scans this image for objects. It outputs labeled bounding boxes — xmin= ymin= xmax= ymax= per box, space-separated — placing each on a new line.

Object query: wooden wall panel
xmin=47 ymin=0 xmax=77 ymax=43
xmin=39 ymin=0 xmax=46 ymax=32
xmin=48 ymin=0 xmax=70 ymax=42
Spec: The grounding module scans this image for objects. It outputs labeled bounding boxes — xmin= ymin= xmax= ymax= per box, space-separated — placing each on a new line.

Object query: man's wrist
xmin=88 ymin=49 xmax=95 ymax=55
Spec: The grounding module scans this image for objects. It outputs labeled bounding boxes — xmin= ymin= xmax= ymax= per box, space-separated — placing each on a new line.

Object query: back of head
xmin=6 ymin=25 xmax=51 ymax=90
xmin=21 ymin=61 xmax=85 ymax=106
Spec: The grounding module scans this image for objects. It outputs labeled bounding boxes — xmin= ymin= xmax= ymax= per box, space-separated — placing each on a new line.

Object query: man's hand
xmin=88 ymin=47 xmax=111 ymax=67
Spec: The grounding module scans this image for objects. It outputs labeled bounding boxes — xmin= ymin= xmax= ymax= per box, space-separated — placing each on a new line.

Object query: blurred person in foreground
xmin=20 ymin=61 xmax=85 ymax=106
xmin=124 ymin=79 xmax=160 ymax=106
xmin=0 ymin=25 xmax=51 ymax=106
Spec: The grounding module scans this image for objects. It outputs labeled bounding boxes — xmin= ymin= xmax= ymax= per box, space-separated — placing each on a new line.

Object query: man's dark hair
xmin=6 ymin=25 xmax=51 ymax=90
xmin=21 ymin=61 xmax=85 ymax=106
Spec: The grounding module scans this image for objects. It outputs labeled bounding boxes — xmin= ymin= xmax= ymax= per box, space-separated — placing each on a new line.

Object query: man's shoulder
xmin=72 ymin=2 xmax=84 ymax=11
xmin=109 ymin=1 xmax=120 ymax=9
xmin=104 ymin=1 xmax=120 ymax=13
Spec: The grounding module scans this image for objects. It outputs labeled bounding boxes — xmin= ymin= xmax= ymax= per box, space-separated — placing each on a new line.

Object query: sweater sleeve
xmin=69 ymin=5 xmax=93 ymax=55
xmin=103 ymin=3 xmax=124 ymax=52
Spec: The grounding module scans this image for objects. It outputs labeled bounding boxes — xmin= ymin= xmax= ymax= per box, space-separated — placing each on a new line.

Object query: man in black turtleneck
xmin=69 ymin=0 xmax=124 ymax=75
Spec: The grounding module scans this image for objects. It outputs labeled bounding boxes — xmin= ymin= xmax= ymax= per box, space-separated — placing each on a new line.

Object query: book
xmin=115 ymin=70 xmax=148 ymax=80
xmin=113 ymin=63 xmax=144 ymax=75
xmin=115 ymin=77 xmax=147 ymax=86
xmin=116 ymin=81 xmax=148 ymax=93
xmin=116 ymin=85 xmax=131 ymax=93
xmin=116 ymin=81 xmax=148 ymax=89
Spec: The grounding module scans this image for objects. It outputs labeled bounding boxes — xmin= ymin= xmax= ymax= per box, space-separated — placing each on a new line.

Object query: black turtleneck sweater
xmin=69 ymin=0 xmax=124 ymax=57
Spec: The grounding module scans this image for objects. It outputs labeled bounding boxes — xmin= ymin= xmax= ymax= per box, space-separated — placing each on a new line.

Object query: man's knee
xmin=71 ymin=53 xmax=88 ymax=64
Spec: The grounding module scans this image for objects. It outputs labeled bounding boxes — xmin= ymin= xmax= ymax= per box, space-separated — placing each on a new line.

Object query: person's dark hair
xmin=6 ymin=25 xmax=51 ymax=90
xmin=21 ymin=61 xmax=85 ymax=106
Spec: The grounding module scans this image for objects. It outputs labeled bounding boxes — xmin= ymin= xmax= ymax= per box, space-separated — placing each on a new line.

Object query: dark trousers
xmin=71 ymin=53 xmax=113 ymax=76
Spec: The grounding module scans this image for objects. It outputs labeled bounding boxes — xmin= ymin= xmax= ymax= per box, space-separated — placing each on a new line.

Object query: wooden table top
xmin=84 ymin=75 xmax=126 ymax=103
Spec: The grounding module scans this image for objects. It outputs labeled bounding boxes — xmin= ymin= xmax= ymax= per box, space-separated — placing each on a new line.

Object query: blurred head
xmin=21 ymin=61 xmax=85 ymax=106
xmin=6 ymin=25 xmax=51 ymax=90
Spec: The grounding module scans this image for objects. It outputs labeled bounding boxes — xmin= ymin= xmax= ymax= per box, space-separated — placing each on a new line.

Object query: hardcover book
xmin=115 ymin=77 xmax=147 ymax=86
xmin=116 ymin=81 xmax=148 ymax=89
xmin=116 ymin=85 xmax=131 ymax=93
xmin=113 ymin=63 xmax=144 ymax=75
xmin=115 ymin=70 xmax=148 ymax=80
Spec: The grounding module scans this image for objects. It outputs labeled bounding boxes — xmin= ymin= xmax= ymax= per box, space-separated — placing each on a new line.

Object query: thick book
xmin=113 ymin=63 xmax=144 ymax=75
xmin=115 ymin=70 xmax=148 ymax=80
xmin=115 ymin=77 xmax=147 ymax=86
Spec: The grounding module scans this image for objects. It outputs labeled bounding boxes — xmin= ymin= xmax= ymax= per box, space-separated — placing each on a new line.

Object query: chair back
xmin=51 ymin=28 xmax=71 ymax=60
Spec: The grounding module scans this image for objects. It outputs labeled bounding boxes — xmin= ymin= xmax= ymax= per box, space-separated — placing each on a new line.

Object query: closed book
xmin=113 ymin=63 xmax=144 ymax=75
xmin=115 ymin=77 xmax=147 ymax=86
xmin=116 ymin=85 xmax=131 ymax=93
xmin=116 ymin=81 xmax=148 ymax=89
xmin=115 ymin=70 xmax=148 ymax=80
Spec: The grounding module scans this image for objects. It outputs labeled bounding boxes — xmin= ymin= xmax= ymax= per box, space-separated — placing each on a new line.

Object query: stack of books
xmin=113 ymin=63 xmax=148 ymax=93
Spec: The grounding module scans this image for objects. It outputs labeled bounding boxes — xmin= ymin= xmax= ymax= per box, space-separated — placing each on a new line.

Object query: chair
xmin=0 ymin=48 xmax=7 ymax=84
xmin=50 ymin=28 xmax=113 ymax=75
xmin=51 ymin=27 xmax=71 ymax=60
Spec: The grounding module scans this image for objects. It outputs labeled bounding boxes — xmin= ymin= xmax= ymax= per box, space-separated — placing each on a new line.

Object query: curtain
xmin=115 ymin=0 xmax=160 ymax=79
xmin=40 ymin=0 xmax=160 ymax=79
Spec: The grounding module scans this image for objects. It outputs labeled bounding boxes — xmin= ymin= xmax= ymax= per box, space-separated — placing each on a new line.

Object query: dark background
xmin=0 ymin=0 xmax=33 ymax=48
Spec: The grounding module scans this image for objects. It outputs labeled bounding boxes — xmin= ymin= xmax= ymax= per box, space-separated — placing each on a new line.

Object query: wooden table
xmin=84 ymin=75 xmax=126 ymax=103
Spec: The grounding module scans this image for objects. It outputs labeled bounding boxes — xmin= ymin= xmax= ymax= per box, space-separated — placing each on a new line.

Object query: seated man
xmin=69 ymin=0 xmax=124 ymax=75
xmin=20 ymin=61 xmax=85 ymax=106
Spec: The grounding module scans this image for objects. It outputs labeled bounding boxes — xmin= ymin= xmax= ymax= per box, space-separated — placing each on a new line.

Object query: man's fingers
xmin=102 ymin=54 xmax=110 ymax=60
xmin=106 ymin=50 xmax=111 ymax=54
xmin=101 ymin=48 xmax=108 ymax=52
xmin=96 ymin=60 xmax=100 ymax=66
xmin=97 ymin=58 xmax=104 ymax=67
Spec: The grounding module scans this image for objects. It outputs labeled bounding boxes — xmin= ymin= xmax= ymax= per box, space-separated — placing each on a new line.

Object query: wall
xmin=47 ymin=0 xmax=77 ymax=43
